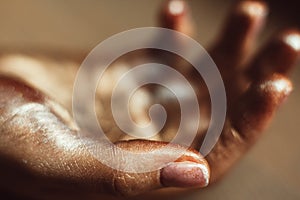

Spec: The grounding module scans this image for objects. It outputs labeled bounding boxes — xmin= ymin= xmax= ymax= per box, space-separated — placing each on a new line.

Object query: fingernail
xmin=161 ymin=161 xmax=209 ymax=188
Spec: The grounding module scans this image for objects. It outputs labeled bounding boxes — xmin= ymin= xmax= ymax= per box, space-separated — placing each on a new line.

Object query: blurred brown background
xmin=0 ymin=0 xmax=299 ymax=199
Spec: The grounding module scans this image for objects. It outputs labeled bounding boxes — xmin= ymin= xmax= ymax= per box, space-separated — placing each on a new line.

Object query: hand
xmin=0 ymin=0 xmax=299 ymax=198
xmin=159 ymin=0 xmax=300 ymax=184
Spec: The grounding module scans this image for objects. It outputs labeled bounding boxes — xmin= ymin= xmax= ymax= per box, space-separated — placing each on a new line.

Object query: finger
xmin=206 ymin=74 xmax=292 ymax=182
xmin=210 ymin=1 xmax=267 ymax=70
xmin=148 ymin=0 xmax=194 ymax=73
xmin=230 ymin=74 xmax=292 ymax=142
xmin=114 ymin=140 xmax=209 ymax=196
xmin=0 ymin=76 xmax=209 ymax=197
xmin=247 ymin=30 xmax=300 ymax=80
xmin=159 ymin=0 xmax=194 ymax=36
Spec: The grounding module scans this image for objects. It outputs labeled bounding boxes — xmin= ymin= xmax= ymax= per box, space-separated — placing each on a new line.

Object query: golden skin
xmin=0 ymin=0 xmax=299 ymax=199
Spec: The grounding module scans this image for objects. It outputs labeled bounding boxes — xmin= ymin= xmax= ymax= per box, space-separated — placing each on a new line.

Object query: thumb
xmin=110 ymin=140 xmax=209 ymax=196
xmin=0 ymin=75 xmax=209 ymax=197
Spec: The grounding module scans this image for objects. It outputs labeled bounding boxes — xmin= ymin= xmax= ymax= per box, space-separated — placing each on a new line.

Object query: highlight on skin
xmin=284 ymin=33 xmax=300 ymax=51
xmin=0 ymin=0 xmax=299 ymax=198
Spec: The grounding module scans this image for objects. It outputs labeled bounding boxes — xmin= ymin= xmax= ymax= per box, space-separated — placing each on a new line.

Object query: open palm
xmin=0 ymin=0 xmax=299 ymax=198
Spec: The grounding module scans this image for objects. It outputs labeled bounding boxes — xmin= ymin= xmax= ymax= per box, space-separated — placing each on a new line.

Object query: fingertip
xmin=113 ymin=140 xmax=210 ymax=195
xmin=252 ymin=74 xmax=293 ymax=127
xmin=232 ymin=0 xmax=268 ymax=30
xmin=161 ymin=161 xmax=209 ymax=188
xmin=259 ymin=74 xmax=293 ymax=98
xmin=273 ymin=29 xmax=300 ymax=68
xmin=167 ymin=0 xmax=186 ymax=17
xmin=231 ymin=0 xmax=268 ymax=42
xmin=231 ymin=74 xmax=292 ymax=141
xmin=160 ymin=146 xmax=210 ymax=188
xmin=159 ymin=0 xmax=194 ymax=35
xmin=211 ymin=0 xmax=268 ymax=68
xmin=282 ymin=30 xmax=300 ymax=52
xmin=248 ymin=29 xmax=300 ymax=79
xmin=159 ymin=0 xmax=187 ymax=27
xmin=237 ymin=1 xmax=268 ymax=19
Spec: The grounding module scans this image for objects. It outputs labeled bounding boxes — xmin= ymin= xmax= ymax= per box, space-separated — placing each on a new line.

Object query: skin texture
xmin=0 ymin=0 xmax=299 ymax=199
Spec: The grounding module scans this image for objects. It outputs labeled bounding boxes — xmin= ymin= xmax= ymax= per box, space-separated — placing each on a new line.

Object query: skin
xmin=0 ymin=0 xmax=299 ymax=199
